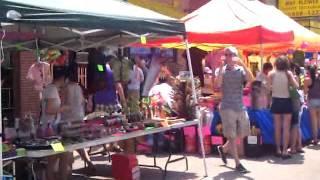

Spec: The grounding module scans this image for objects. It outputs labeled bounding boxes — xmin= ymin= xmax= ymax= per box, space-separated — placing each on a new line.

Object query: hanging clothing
xmin=26 ymin=61 xmax=52 ymax=92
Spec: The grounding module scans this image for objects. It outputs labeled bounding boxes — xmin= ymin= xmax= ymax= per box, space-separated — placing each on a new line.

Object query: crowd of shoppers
xmin=212 ymin=46 xmax=320 ymax=174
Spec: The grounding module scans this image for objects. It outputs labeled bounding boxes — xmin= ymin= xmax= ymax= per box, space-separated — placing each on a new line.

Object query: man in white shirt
xmin=127 ymin=58 xmax=144 ymax=112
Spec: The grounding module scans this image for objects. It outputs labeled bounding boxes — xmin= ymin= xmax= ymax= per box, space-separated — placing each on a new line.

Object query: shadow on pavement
xmin=73 ymin=164 xmax=112 ymax=179
xmin=72 ymin=163 xmax=198 ymax=180
xmin=305 ymin=144 xmax=320 ymax=150
xmin=212 ymin=166 xmax=254 ymax=180
xmin=266 ymin=153 xmax=304 ymax=165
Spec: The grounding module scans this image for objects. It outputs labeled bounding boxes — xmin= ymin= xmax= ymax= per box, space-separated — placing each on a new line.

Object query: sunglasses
xmin=224 ymin=53 xmax=236 ymax=57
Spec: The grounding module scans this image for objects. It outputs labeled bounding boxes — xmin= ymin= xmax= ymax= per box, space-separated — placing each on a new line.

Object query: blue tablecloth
xmin=211 ymin=107 xmax=312 ymax=144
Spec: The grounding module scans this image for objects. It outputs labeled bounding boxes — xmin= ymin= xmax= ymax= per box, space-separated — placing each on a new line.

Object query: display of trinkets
xmin=94 ymin=104 xmax=122 ymax=114
xmin=126 ymin=112 xmax=144 ymax=124
xmin=58 ymin=120 xmax=86 ymax=138
xmin=83 ymin=113 xmax=127 ymax=139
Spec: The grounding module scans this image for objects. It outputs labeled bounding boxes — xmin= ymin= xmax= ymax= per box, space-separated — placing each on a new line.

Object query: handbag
xmin=285 ymin=71 xmax=301 ymax=101
xmin=289 ymin=86 xmax=301 ymax=101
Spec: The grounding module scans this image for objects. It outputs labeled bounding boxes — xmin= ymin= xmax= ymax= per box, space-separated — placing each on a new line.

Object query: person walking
xmin=40 ymin=67 xmax=71 ymax=180
xmin=289 ymin=63 xmax=304 ymax=154
xmin=215 ymin=46 xmax=254 ymax=173
xmin=62 ymin=70 xmax=95 ymax=172
xmin=268 ymin=56 xmax=299 ymax=159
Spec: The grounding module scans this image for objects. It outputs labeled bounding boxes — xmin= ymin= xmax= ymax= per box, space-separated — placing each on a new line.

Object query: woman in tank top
xmin=304 ymin=65 xmax=320 ymax=145
xmin=268 ymin=56 xmax=299 ymax=159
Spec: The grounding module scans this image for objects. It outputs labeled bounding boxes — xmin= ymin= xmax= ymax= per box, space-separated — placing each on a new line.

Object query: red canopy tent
xmin=132 ymin=0 xmax=294 ymax=50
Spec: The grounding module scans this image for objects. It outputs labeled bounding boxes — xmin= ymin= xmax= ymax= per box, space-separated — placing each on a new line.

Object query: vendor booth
xmin=0 ymin=0 xmax=210 ymax=179
xmin=131 ymin=0 xmax=319 ymax=159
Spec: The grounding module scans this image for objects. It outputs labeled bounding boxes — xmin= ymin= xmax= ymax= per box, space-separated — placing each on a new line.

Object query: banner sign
xmin=279 ymin=0 xmax=320 ymax=17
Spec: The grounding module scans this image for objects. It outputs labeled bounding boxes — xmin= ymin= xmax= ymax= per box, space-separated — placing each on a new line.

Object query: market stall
xmin=130 ymin=0 xmax=320 ymax=159
xmin=0 ymin=0 xmax=209 ymax=179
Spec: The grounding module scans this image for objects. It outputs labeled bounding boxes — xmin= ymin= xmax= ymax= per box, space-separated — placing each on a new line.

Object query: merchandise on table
xmin=171 ymin=78 xmax=200 ymax=120
xmin=58 ymin=120 xmax=86 ymax=138
xmin=14 ymin=137 xmax=61 ymax=150
xmin=2 ymin=143 xmax=17 ymax=159
xmin=83 ymin=113 xmax=127 ymax=139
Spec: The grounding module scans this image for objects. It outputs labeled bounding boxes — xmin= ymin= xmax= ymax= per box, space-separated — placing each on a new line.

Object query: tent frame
xmin=184 ymin=38 xmax=208 ymax=177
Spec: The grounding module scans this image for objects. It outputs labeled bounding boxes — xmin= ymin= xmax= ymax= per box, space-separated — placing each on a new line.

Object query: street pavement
xmin=72 ymin=145 xmax=320 ymax=180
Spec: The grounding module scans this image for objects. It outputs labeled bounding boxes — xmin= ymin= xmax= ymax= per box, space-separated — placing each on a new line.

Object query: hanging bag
xmin=286 ymin=71 xmax=301 ymax=102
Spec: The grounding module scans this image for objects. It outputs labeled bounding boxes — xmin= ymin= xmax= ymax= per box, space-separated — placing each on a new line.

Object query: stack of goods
xmin=126 ymin=112 xmax=144 ymax=123
xmin=125 ymin=112 xmax=145 ymax=132
xmin=95 ymin=104 xmax=122 ymax=114
xmin=10 ymin=116 xmax=65 ymax=151
xmin=84 ymin=112 xmax=127 ymax=139
xmin=58 ymin=121 xmax=86 ymax=139
xmin=244 ymin=125 xmax=263 ymax=157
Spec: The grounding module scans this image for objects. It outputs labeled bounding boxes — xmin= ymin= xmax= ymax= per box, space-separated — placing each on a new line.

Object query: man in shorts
xmin=214 ymin=46 xmax=254 ymax=173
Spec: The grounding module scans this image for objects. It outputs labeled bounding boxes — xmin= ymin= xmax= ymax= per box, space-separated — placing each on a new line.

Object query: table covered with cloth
xmin=211 ymin=106 xmax=312 ymax=144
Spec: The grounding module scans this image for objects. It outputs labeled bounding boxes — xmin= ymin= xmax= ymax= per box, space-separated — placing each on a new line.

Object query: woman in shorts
xmin=304 ymin=65 xmax=320 ymax=145
xmin=268 ymin=56 xmax=298 ymax=159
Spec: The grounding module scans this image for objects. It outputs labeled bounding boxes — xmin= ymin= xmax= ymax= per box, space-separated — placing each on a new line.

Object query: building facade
xmin=127 ymin=0 xmax=277 ymax=18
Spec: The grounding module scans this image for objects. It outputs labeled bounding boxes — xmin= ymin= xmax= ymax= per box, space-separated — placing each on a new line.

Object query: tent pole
xmin=184 ymin=38 xmax=208 ymax=177
xmin=0 ymin=26 xmax=4 ymax=177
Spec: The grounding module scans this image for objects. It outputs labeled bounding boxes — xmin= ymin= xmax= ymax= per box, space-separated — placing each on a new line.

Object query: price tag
xmin=51 ymin=142 xmax=65 ymax=152
xmin=140 ymin=36 xmax=147 ymax=44
xmin=97 ymin=64 xmax=104 ymax=72
xmin=247 ymin=136 xmax=258 ymax=145
xmin=145 ymin=127 xmax=154 ymax=131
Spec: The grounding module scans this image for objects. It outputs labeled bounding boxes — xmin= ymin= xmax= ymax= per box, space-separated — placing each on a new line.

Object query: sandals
xmin=296 ymin=149 xmax=305 ymax=154
xmin=289 ymin=150 xmax=297 ymax=154
xmin=281 ymin=154 xmax=292 ymax=160
xmin=312 ymin=140 xmax=319 ymax=146
xmin=275 ymin=152 xmax=282 ymax=158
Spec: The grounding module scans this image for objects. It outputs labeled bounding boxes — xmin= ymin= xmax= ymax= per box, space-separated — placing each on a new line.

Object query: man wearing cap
xmin=215 ymin=46 xmax=254 ymax=173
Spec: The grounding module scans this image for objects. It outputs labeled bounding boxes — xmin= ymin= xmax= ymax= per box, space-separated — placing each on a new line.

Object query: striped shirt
xmin=220 ymin=65 xmax=246 ymax=111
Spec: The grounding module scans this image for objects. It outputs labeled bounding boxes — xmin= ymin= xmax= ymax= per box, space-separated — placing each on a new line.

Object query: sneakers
xmin=235 ymin=163 xmax=249 ymax=174
xmin=217 ymin=146 xmax=227 ymax=164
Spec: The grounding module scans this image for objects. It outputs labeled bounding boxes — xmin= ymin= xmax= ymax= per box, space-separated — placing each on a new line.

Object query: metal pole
xmin=0 ymin=27 xmax=4 ymax=176
xmin=184 ymin=39 xmax=208 ymax=177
